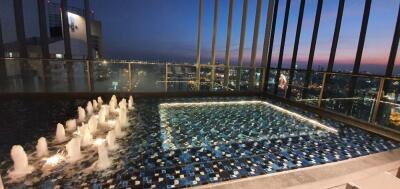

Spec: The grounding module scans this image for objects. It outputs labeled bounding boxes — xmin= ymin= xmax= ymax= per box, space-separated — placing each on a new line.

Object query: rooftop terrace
xmin=1 ymin=0 xmax=400 ymax=188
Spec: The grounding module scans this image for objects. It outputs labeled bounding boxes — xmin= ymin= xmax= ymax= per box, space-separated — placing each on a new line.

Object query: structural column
xmin=61 ymin=0 xmax=74 ymax=91
xmin=373 ymin=3 xmax=400 ymax=123
xmin=264 ymin=0 xmax=279 ymax=92
xmin=352 ymin=0 xmax=371 ymax=75
xmin=210 ymin=0 xmax=219 ymax=90
xmin=346 ymin=0 xmax=372 ymax=114
xmin=236 ymin=0 xmax=248 ymax=90
xmin=0 ymin=19 xmax=7 ymax=92
xmin=84 ymin=0 xmax=93 ymax=60
xmin=61 ymin=0 xmax=72 ymax=59
xmin=319 ymin=0 xmax=345 ymax=106
xmin=327 ymin=0 xmax=345 ymax=73
xmin=84 ymin=0 xmax=95 ymax=91
xmin=274 ymin=0 xmax=291 ymax=95
xmin=14 ymin=0 xmax=28 ymax=58
xmin=249 ymin=0 xmax=263 ymax=89
xmin=302 ymin=0 xmax=323 ymax=99
xmin=0 ymin=19 xmax=3 ymax=56
xmin=385 ymin=2 xmax=400 ymax=77
xmin=164 ymin=63 xmax=168 ymax=92
xmin=37 ymin=0 xmax=50 ymax=58
xmin=286 ymin=0 xmax=305 ymax=99
xmin=195 ymin=0 xmax=203 ymax=91
xmin=0 ymin=20 xmax=3 ymax=58
xmin=14 ymin=0 xmax=32 ymax=91
xmin=37 ymin=0 xmax=51 ymax=91
xmin=85 ymin=60 xmax=92 ymax=92
xmin=223 ymin=0 xmax=234 ymax=89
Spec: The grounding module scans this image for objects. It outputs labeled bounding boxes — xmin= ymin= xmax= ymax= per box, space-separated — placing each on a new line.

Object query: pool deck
xmin=192 ymin=149 xmax=400 ymax=189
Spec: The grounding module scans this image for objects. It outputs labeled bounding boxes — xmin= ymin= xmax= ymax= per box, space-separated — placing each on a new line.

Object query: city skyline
xmin=0 ymin=0 xmax=400 ymax=74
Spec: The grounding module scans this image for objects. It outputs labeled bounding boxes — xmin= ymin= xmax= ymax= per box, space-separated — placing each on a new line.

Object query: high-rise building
xmin=2 ymin=1 xmax=103 ymax=59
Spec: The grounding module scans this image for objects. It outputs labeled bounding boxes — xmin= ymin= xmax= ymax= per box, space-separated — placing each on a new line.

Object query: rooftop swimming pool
xmin=0 ymin=97 xmax=399 ymax=189
xmin=159 ymin=101 xmax=336 ymax=151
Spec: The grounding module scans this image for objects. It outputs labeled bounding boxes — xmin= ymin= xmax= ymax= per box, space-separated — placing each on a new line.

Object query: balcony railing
xmin=266 ymin=67 xmax=400 ymax=134
xmin=0 ymin=58 xmax=266 ymax=93
xmin=0 ymin=57 xmax=400 ymax=135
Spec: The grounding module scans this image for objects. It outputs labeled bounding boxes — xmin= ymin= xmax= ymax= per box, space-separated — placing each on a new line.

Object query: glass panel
xmin=254 ymin=68 xmax=263 ymax=91
xmin=214 ymin=67 xmax=225 ymax=91
xmin=93 ymin=61 xmax=129 ymax=92
xmin=239 ymin=67 xmax=251 ymax=91
xmin=25 ymin=59 xmax=45 ymax=92
xmin=0 ymin=59 xmax=7 ymax=92
xmin=48 ymin=60 xmax=68 ymax=92
xmin=376 ymin=79 xmax=400 ymax=131
xmin=276 ymin=69 xmax=290 ymax=97
xmin=266 ymin=68 xmax=277 ymax=93
xmin=228 ymin=67 xmax=239 ymax=91
xmin=303 ymin=71 xmax=324 ymax=106
xmin=3 ymin=59 xmax=39 ymax=92
xmin=348 ymin=76 xmax=380 ymax=121
xmin=2 ymin=59 xmax=83 ymax=93
xmin=321 ymin=73 xmax=380 ymax=120
xmin=199 ymin=66 xmax=212 ymax=91
xmin=323 ymin=73 xmax=351 ymax=113
xmin=5 ymin=59 xmax=25 ymax=92
xmin=70 ymin=61 xmax=89 ymax=92
xmin=132 ymin=64 xmax=164 ymax=92
xmin=289 ymin=70 xmax=306 ymax=101
xmin=167 ymin=64 xmax=197 ymax=92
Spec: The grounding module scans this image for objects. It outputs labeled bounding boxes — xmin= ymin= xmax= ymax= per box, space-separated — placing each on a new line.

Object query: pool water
xmin=159 ymin=101 xmax=333 ymax=151
xmin=1 ymin=97 xmax=399 ymax=189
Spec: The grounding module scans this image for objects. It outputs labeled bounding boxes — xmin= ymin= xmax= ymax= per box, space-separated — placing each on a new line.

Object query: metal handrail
xmin=270 ymin=67 xmax=400 ymax=80
xmin=4 ymin=57 xmax=397 ymax=80
xmin=1 ymin=57 xmax=400 ymax=135
xmin=0 ymin=57 xmax=267 ymax=69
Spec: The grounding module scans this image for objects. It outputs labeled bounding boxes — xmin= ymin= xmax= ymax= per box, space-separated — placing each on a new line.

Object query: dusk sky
xmin=1 ymin=0 xmax=400 ymax=74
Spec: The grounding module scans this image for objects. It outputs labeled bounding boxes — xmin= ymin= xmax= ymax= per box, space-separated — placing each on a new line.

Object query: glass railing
xmin=266 ymin=67 xmax=400 ymax=133
xmin=167 ymin=64 xmax=197 ymax=92
xmin=0 ymin=58 xmax=265 ymax=93
xmin=323 ymin=73 xmax=380 ymax=122
xmin=376 ymin=79 xmax=400 ymax=131
xmin=1 ymin=58 xmax=400 ymax=133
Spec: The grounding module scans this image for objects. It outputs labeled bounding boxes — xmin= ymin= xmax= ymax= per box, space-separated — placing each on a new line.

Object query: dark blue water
xmin=0 ymin=98 xmax=86 ymax=161
xmin=159 ymin=101 xmax=330 ymax=151
xmin=0 ymin=97 xmax=399 ymax=189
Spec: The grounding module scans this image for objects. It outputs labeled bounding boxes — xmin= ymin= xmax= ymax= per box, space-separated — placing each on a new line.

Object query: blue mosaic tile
xmin=1 ymin=97 xmax=399 ymax=189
